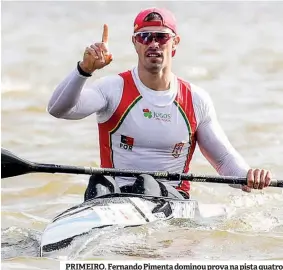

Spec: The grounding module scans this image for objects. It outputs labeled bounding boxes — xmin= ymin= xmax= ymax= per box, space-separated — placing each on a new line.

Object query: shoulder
xmin=177 ymin=76 xmax=213 ymax=108
xmin=190 ymin=83 xmax=213 ymax=108
xmin=90 ymin=74 xmax=124 ymax=90
xmin=177 ymin=77 xmax=217 ymax=126
xmin=89 ymin=69 xmax=137 ymax=91
xmin=87 ymin=74 xmax=125 ymax=102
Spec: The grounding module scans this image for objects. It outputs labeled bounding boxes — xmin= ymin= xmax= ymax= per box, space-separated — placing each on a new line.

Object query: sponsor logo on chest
xmin=143 ymin=108 xmax=171 ymax=122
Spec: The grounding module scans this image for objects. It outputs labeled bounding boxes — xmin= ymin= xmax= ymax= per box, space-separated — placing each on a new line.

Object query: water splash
xmin=1 ymin=227 xmax=41 ymax=259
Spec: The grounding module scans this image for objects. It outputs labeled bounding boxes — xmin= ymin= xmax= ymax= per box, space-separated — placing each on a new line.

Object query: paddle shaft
xmin=2 ymin=148 xmax=282 ymax=187
xmin=32 ymin=163 xmax=282 ymax=187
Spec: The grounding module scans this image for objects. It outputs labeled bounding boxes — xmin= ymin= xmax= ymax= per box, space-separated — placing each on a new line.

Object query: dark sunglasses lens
xmin=135 ymin=32 xmax=172 ymax=45
xmin=136 ymin=33 xmax=152 ymax=45
xmin=155 ymin=33 xmax=171 ymax=45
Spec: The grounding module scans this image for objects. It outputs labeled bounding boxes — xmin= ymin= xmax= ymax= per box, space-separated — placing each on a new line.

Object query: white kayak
xmin=40 ymin=193 xmax=201 ymax=256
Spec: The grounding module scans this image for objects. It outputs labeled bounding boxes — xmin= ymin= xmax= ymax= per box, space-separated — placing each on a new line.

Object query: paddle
xmin=1 ymin=148 xmax=282 ymax=187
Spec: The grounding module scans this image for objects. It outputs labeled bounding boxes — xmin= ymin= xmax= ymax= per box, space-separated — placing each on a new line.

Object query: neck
xmin=137 ymin=65 xmax=172 ymax=91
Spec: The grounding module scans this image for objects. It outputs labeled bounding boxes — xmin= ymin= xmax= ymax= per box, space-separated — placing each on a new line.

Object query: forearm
xmin=47 ymin=68 xmax=88 ymax=118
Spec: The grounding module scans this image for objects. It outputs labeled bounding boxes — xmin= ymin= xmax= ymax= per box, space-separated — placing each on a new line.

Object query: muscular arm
xmin=193 ymin=87 xmax=250 ymax=178
xmin=47 ymin=68 xmax=123 ymax=120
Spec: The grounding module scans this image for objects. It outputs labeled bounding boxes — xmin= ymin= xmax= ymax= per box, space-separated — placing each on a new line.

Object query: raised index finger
xmin=102 ymin=24 xmax=109 ymax=43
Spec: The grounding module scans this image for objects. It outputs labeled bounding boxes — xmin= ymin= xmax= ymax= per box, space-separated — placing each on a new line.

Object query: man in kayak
xmin=48 ymin=7 xmax=272 ymax=200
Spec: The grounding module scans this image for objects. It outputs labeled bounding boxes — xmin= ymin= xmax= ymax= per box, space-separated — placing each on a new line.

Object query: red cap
xmin=134 ymin=7 xmax=177 ymax=34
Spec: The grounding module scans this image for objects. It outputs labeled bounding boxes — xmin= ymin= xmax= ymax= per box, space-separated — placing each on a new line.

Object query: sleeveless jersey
xmin=98 ymin=70 xmax=197 ymax=186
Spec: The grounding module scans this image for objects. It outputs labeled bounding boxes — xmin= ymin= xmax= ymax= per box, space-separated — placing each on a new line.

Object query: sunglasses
xmin=133 ymin=31 xmax=176 ymax=45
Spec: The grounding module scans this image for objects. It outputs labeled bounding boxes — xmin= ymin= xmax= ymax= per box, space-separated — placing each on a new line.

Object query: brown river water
xmin=1 ymin=1 xmax=283 ymax=269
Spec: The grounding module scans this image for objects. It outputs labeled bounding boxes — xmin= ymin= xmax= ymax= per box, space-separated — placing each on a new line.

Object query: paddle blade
xmin=1 ymin=148 xmax=35 ymax=179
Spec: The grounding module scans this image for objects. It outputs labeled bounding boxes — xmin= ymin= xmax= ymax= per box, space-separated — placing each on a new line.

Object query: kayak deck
xmin=40 ymin=193 xmax=199 ymax=256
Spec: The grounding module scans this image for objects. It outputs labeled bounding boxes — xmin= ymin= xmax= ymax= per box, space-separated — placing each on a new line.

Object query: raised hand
xmin=79 ymin=24 xmax=113 ymax=74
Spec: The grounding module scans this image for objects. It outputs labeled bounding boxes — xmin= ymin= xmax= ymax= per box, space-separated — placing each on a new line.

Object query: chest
xmin=112 ymin=98 xmax=193 ymax=149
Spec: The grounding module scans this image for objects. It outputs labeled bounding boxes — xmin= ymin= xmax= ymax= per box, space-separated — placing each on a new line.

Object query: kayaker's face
xmin=132 ymin=26 xmax=180 ymax=73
